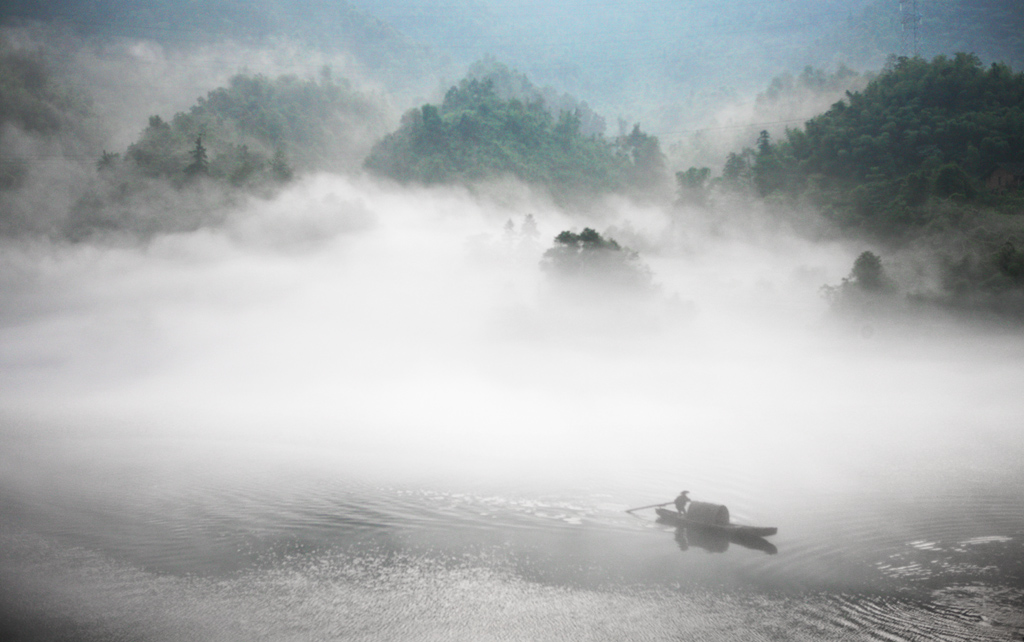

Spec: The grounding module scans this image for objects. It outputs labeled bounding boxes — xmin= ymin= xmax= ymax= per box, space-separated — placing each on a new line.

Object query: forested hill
xmin=364 ymin=67 xmax=667 ymax=198
xmin=61 ymin=69 xmax=390 ymax=237
xmin=118 ymin=70 xmax=388 ymax=180
xmin=729 ymin=53 xmax=1024 ymax=231
xmin=695 ymin=52 xmax=1024 ymax=314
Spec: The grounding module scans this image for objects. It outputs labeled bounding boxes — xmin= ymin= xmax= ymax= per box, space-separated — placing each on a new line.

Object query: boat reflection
xmin=673 ymin=525 xmax=778 ymax=555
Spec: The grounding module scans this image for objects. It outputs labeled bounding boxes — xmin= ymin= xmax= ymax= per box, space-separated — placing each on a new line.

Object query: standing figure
xmin=674 ymin=490 xmax=690 ymax=514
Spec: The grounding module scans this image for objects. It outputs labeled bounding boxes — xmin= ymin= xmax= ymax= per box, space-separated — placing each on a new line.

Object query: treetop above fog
xmin=541 ymin=228 xmax=653 ymax=293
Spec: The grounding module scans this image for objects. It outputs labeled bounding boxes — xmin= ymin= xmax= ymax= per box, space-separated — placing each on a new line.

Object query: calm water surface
xmin=2 ymin=425 xmax=1022 ymax=641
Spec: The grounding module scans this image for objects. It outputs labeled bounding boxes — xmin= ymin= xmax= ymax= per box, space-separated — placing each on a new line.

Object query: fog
xmin=3 ymin=171 xmax=1022 ymax=497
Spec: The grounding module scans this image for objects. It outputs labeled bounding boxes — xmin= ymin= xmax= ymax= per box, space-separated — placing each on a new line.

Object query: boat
xmin=654 ymin=506 xmax=778 ymax=538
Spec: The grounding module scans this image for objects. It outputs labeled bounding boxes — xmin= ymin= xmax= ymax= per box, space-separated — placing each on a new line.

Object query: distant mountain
xmin=349 ymin=0 xmax=879 ymax=107
xmin=6 ymin=0 xmax=1021 ymax=142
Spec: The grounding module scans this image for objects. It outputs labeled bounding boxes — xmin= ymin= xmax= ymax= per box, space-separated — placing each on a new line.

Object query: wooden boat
xmin=655 ymin=507 xmax=778 ymax=538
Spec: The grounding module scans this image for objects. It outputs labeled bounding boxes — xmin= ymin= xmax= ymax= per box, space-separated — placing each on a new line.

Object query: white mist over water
xmin=2 ymin=172 xmax=1022 ymax=497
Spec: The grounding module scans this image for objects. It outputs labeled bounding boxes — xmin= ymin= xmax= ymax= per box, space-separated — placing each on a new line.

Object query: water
xmin=2 ymin=179 xmax=1024 ymax=640
xmin=2 ymin=424 xmax=1021 ymax=641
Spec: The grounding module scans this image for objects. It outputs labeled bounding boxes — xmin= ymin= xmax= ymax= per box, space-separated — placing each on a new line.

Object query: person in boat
xmin=674 ymin=490 xmax=690 ymax=514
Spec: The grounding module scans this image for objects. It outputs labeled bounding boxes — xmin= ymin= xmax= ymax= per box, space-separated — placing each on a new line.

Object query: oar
xmin=625 ymin=501 xmax=673 ymax=514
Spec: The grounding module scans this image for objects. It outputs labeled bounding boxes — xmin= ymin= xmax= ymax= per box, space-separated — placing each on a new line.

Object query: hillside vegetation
xmin=720 ymin=54 xmax=1024 ymax=228
xmin=364 ymin=64 xmax=667 ymax=199
xmin=705 ymin=53 xmax=1024 ymax=313
xmin=70 ymin=69 xmax=389 ymax=237
xmin=122 ymin=70 xmax=387 ymax=180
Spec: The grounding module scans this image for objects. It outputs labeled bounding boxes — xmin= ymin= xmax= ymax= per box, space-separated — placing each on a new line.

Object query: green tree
xmin=127 ymin=115 xmax=178 ymax=177
xmin=933 ymin=163 xmax=975 ymax=199
xmin=96 ymin=150 xmax=120 ymax=171
xmin=902 ymin=171 xmax=930 ymax=207
xmin=541 ymin=228 xmax=652 ymax=291
xmin=752 ymin=130 xmax=789 ymax=197
xmin=721 ymin=149 xmax=754 ymax=190
xmin=228 ymin=145 xmax=262 ymax=186
xmin=521 ymin=213 xmax=539 ymax=240
xmin=675 ymin=166 xmax=710 ymax=205
xmin=994 ymin=241 xmax=1024 ymax=284
xmin=821 ymin=250 xmax=895 ymax=309
xmin=850 ymin=251 xmax=887 ymax=291
xmin=618 ymin=124 xmax=667 ymax=188
xmin=184 ymin=136 xmax=209 ymax=177
xmin=270 ymin=149 xmax=294 ymax=182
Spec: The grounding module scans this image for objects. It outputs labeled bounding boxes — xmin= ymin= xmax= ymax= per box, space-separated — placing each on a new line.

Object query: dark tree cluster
xmin=820 ymin=250 xmax=897 ymax=313
xmin=675 ymin=166 xmax=711 ymax=206
xmin=540 ymin=228 xmax=652 ymax=292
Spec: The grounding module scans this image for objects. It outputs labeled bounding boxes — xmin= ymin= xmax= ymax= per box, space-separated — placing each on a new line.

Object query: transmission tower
xmin=899 ymin=0 xmax=921 ymax=57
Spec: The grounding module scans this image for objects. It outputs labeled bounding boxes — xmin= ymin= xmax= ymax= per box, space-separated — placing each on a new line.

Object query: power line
xmin=0 ymin=114 xmax=818 ymax=162
xmin=659 ymin=117 xmax=811 ymax=138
